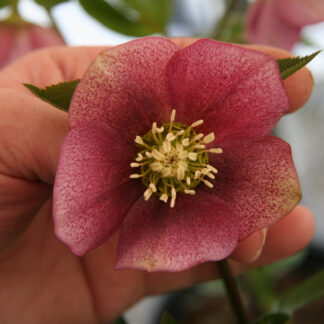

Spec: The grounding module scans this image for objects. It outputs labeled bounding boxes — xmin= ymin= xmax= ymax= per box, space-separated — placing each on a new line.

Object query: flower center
xmin=130 ymin=110 xmax=222 ymax=207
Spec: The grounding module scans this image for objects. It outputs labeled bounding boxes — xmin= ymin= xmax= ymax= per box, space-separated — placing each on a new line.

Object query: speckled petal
xmin=165 ymin=39 xmax=289 ymax=144
xmin=116 ymin=191 xmax=239 ymax=272
xmin=210 ymin=135 xmax=301 ymax=240
xmin=69 ymin=37 xmax=179 ymax=141
xmin=53 ymin=121 xmax=143 ymax=255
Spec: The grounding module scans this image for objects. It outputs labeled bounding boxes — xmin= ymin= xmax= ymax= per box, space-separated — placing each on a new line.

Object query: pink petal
xmin=210 ymin=135 xmax=301 ymax=240
xmin=116 ymin=191 xmax=239 ymax=272
xmin=246 ymin=0 xmax=301 ymax=49
xmin=53 ymin=121 xmax=143 ymax=255
xmin=277 ymin=0 xmax=324 ymax=28
xmin=166 ymin=39 xmax=289 ymax=144
xmin=69 ymin=37 xmax=179 ymax=141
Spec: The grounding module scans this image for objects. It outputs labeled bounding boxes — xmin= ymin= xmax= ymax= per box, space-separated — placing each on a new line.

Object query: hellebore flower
xmin=246 ymin=0 xmax=324 ymax=50
xmin=53 ymin=37 xmax=301 ymax=272
xmin=0 ymin=21 xmax=64 ymax=69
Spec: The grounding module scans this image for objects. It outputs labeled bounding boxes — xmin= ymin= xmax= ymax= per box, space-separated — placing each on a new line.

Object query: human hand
xmin=0 ymin=39 xmax=315 ymax=323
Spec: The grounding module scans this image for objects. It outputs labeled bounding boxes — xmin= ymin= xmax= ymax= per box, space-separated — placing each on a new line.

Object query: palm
xmin=0 ymin=43 xmax=314 ymax=324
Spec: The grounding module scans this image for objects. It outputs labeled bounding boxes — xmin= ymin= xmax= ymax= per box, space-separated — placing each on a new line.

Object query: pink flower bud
xmin=0 ymin=22 xmax=64 ymax=69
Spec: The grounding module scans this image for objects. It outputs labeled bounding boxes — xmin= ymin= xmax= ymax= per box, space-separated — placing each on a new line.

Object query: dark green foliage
xmin=79 ymin=0 xmax=171 ymax=36
xmin=277 ymin=51 xmax=321 ymax=80
xmin=24 ymin=79 xmax=79 ymax=111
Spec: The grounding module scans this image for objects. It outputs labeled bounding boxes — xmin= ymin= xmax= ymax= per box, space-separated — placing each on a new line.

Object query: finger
xmin=170 ymin=38 xmax=313 ymax=113
xmin=251 ymin=205 xmax=315 ymax=267
xmin=0 ymin=89 xmax=68 ymax=183
xmin=230 ymin=229 xmax=267 ymax=263
xmin=0 ymin=46 xmax=107 ymax=89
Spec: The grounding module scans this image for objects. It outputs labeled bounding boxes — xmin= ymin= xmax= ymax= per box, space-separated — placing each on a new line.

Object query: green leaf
xmin=0 ymin=0 xmax=14 ymax=8
xmin=275 ymin=269 xmax=324 ymax=314
xmin=34 ymin=0 xmax=70 ymax=8
xmin=160 ymin=312 xmax=179 ymax=324
xmin=79 ymin=0 xmax=169 ymax=36
xmin=110 ymin=316 xmax=127 ymax=324
xmin=122 ymin=0 xmax=172 ymax=31
xmin=23 ymin=79 xmax=79 ymax=111
xmin=253 ymin=313 xmax=290 ymax=324
xmin=277 ymin=50 xmax=321 ymax=80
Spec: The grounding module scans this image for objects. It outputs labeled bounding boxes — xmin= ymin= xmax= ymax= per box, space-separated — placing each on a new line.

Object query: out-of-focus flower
xmin=246 ymin=0 xmax=324 ymax=50
xmin=53 ymin=37 xmax=301 ymax=272
xmin=0 ymin=21 xmax=64 ymax=69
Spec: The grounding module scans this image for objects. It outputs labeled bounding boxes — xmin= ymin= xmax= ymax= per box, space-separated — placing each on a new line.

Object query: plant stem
xmin=217 ymin=259 xmax=249 ymax=324
xmin=45 ymin=7 xmax=60 ymax=34
xmin=212 ymin=0 xmax=239 ymax=39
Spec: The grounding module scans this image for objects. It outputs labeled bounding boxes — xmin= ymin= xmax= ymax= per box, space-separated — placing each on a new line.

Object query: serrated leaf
xmin=252 ymin=313 xmax=290 ymax=324
xmin=34 ymin=0 xmax=70 ymax=8
xmin=79 ymin=0 xmax=166 ymax=36
xmin=24 ymin=79 xmax=79 ymax=111
xmin=277 ymin=50 xmax=321 ymax=80
xmin=110 ymin=316 xmax=127 ymax=324
xmin=160 ymin=312 xmax=179 ymax=324
xmin=275 ymin=270 xmax=324 ymax=314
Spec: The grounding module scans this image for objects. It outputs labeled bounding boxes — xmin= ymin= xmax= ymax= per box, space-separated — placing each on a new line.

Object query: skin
xmin=0 ymin=38 xmax=315 ymax=323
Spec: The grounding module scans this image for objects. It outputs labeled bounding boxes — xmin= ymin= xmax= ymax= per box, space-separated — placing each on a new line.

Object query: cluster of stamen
xmin=130 ymin=110 xmax=222 ymax=207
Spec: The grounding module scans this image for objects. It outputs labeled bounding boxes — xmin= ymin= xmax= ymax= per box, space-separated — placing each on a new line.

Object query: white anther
xmin=159 ymin=194 xmax=168 ymax=203
xmin=157 ymin=126 xmax=164 ymax=133
xmin=186 ymin=176 xmax=191 ymax=185
xmin=145 ymin=151 xmax=152 ymax=158
xmin=130 ymin=162 xmax=140 ymax=168
xmin=209 ymin=148 xmax=223 ymax=154
xmin=177 ymin=165 xmax=185 ymax=181
xmin=152 ymin=122 xmax=157 ymax=133
xmin=176 ymin=130 xmax=185 ymax=136
xmin=207 ymin=172 xmax=215 ymax=179
xmin=178 ymin=161 xmax=188 ymax=169
xmin=182 ymin=138 xmax=190 ymax=147
xmin=178 ymin=151 xmax=189 ymax=160
xmin=202 ymin=179 xmax=214 ymax=188
xmin=150 ymin=162 xmax=163 ymax=172
xmin=203 ymin=132 xmax=215 ymax=144
xmin=149 ymin=183 xmax=157 ymax=192
xmin=144 ymin=188 xmax=153 ymax=201
xmin=184 ymin=189 xmax=195 ymax=195
xmin=201 ymin=168 xmax=210 ymax=175
xmin=170 ymin=187 xmax=176 ymax=208
xmin=135 ymin=153 xmax=143 ymax=161
xmin=130 ymin=174 xmax=142 ymax=179
xmin=191 ymin=119 xmax=204 ymax=127
xmin=206 ymin=165 xmax=218 ymax=173
xmin=193 ymin=144 xmax=205 ymax=149
xmin=188 ymin=152 xmax=197 ymax=161
xmin=135 ymin=136 xmax=144 ymax=145
xmin=166 ymin=132 xmax=176 ymax=141
xmin=176 ymin=143 xmax=183 ymax=151
xmin=170 ymin=109 xmax=176 ymax=122
xmin=162 ymin=167 xmax=172 ymax=177
xmin=151 ymin=149 xmax=165 ymax=161
xmin=163 ymin=140 xmax=172 ymax=153
xmin=194 ymin=170 xmax=201 ymax=179
xmin=194 ymin=133 xmax=204 ymax=141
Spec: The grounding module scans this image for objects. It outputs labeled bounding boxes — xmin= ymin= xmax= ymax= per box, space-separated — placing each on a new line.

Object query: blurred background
xmin=1 ymin=0 xmax=324 ymax=323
